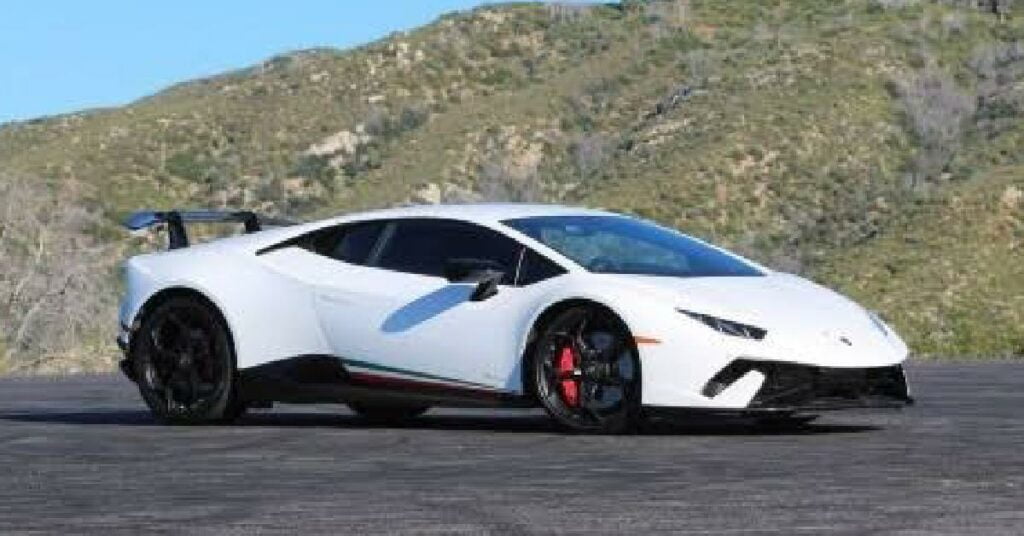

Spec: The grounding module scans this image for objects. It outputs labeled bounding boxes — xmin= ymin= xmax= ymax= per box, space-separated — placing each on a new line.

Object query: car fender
xmin=122 ymin=246 xmax=331 ymax=370
xmin=517 ymin=274 xmax=725 ymax=407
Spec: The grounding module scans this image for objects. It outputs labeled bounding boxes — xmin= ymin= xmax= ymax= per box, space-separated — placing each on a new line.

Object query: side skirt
xmin=238 ymin=355 xmax=534 ymax=409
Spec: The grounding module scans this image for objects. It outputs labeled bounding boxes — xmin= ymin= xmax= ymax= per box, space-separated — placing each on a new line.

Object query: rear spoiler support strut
xmin=124 ymin=210 xmax=295 ymax=249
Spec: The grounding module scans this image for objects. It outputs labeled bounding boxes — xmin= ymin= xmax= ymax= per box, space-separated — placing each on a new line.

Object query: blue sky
xmin=0 ymin=1 xmax=510 ymax=124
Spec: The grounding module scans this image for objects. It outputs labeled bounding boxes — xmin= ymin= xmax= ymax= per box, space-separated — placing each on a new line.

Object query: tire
xmin=132 ymin=295 xmax=245 ymax=425
xmin=531 ymin=305 xmax=642 ymax=434
xmin=348 ymin=402 xmax=430 ymax=423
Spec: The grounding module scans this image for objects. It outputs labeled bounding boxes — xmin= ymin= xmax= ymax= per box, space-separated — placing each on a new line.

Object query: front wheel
xmin=132 ymin=295 xmax=245 ymax=425
xmin=531 ymin=306 xmax=642 ymax=434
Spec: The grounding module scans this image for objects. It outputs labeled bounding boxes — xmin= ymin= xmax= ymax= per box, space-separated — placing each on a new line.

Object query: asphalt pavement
xmin=1 ymin=363 xmax=1022 ymax=535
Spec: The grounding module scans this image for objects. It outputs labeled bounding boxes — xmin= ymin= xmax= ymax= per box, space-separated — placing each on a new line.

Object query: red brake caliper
xmin=556 ymin=346 xmax=579 ymax=407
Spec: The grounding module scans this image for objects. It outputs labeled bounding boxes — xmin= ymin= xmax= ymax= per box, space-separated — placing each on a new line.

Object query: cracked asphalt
xmin=1 ymin=362 xmax=1022 ymax=535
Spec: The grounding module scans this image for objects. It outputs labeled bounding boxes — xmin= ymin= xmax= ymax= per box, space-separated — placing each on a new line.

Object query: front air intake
xmin=702 ymin=359 xmax=912 ymax=410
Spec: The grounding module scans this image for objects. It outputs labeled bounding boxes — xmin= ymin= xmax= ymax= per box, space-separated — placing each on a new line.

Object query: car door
xmin=317 ymin=218 xmax=559 ymax=392
xmin=260 ymin=217 xmax=567 ymax=393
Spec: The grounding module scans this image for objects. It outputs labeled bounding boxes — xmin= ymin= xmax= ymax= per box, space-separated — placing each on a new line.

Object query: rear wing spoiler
xmin=124 ymin=210 xmax=296 ymax=249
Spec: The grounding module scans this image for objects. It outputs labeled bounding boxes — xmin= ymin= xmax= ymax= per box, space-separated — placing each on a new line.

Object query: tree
xmin=476 ymin=156 xmax=543 ymax=202
xmin=892 ymin=67 xmax=975 ymax=188
xmin=0 ymin=175 xmax=115 ymax=373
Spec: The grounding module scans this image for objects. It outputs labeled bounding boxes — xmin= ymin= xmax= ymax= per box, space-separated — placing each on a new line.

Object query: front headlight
xmin=678 ymin=309 xmax=766 ymax=340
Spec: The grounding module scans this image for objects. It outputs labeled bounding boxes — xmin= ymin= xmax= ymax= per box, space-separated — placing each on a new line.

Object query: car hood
xmin=599 ymin=271 xmax=907 ymax=366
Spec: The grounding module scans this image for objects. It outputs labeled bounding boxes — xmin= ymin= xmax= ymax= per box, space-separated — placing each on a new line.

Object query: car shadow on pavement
xmin=0 ymin=410 xmax=880 ymax=436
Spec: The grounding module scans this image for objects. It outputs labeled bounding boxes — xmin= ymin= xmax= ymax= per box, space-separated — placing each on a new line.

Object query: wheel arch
xmin=130 ymin=286 xmax=238 ymax=363
xmin=519 ymin=297 xmax=636 ymax=399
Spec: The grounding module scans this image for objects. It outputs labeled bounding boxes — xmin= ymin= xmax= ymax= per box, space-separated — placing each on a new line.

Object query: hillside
xmin=820 ymin=164 xmax=1024 ymax=357
xmin=1 ymin=0 xmax=1022 ymax=372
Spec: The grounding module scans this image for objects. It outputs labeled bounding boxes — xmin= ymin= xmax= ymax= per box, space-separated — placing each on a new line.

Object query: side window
xmin=330 ymin=222 xmax=385 ymax=264
xmin=516 ymin=248 xmax=567 ymax=286
xmin=300 ymin=221 xmax=385 ymax=265
xmin=375 ymin=219 xmax=521 ymax=283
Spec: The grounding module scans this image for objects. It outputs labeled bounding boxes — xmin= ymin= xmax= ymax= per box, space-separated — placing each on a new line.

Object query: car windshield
xmin=503 ymin=215 xmax=764 ymax=278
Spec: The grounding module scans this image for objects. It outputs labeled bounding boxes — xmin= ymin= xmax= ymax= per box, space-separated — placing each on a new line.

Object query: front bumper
xmin=702 ymin=360 xmax=913 ymax=411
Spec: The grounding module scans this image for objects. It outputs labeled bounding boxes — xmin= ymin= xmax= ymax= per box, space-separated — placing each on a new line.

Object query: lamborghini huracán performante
xmin=117 ymin=204 xmax=911 ymax=433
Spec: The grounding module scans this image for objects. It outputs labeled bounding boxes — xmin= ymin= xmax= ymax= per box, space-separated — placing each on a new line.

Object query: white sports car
xmin=117 ymin=204 xmax=911 ymax=433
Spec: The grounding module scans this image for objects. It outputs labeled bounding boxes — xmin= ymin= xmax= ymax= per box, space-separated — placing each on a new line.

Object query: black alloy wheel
xmin=532 ymin=306 xmax=641 ymax=434
xmin=133 ymin=296 xmax=244 ymax=424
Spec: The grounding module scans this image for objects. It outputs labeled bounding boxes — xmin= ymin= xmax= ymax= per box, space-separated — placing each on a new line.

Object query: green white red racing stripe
xmin=342 ymin=358 xmax=508 ymax=397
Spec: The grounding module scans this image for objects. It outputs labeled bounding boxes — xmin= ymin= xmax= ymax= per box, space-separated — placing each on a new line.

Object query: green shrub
xmin=165 ymin=151 xmax=207 ymax=182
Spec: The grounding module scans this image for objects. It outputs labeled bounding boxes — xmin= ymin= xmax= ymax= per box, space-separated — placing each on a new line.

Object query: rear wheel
xmin=348 ymin=402 xmax=430 ymax=423
xmin=132 ymin=295 xmax=245 ymax=424
xmin=531 ymin=306 xmax=641 ymax=434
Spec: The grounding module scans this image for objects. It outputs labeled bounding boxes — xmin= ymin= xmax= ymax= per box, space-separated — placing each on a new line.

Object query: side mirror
xmin=443 ymin=258 xmax=506 ymax=302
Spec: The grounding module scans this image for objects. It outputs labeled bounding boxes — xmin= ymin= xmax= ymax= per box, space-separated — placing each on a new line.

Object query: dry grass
xmin=0 ymin=175 xmax=119 ymax=374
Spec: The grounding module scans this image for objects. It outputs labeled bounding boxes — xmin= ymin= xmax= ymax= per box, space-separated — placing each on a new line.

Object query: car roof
xmin=201 ymin=203 xmax=621 ymax=255
xmin=323 ymin=203 xmax=617 ymax=226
